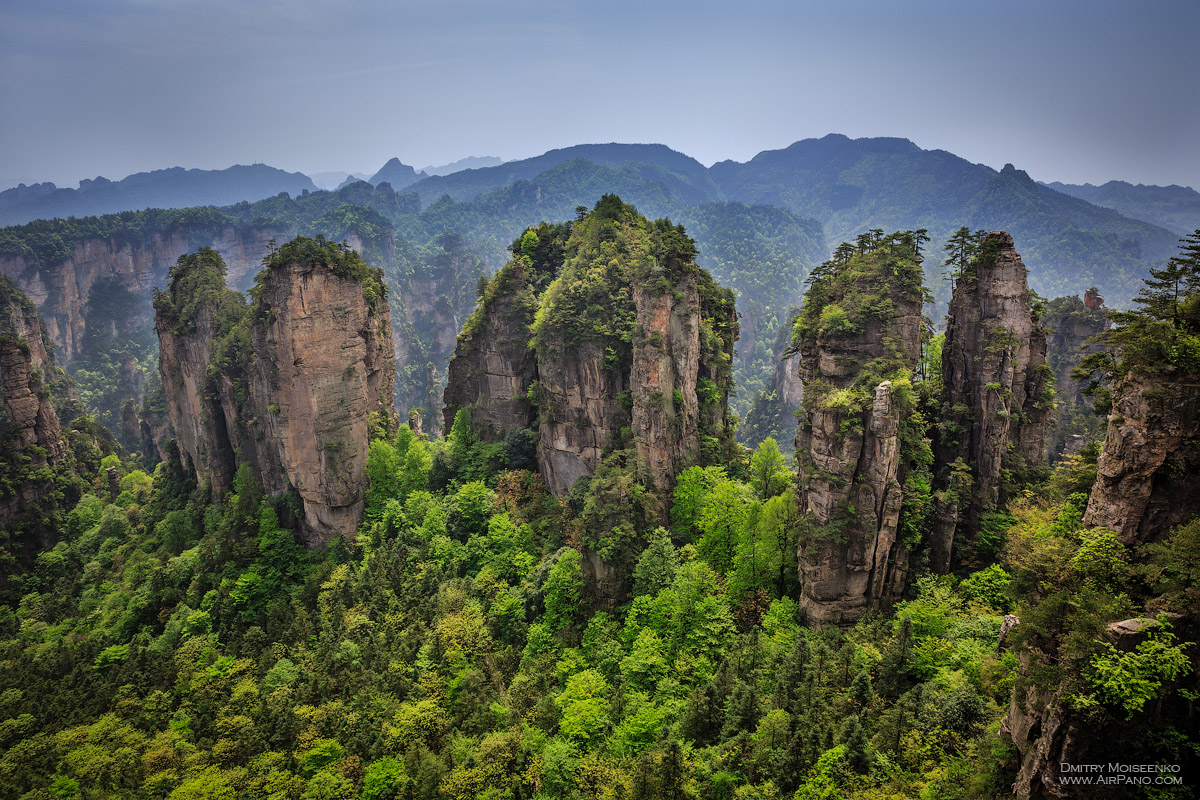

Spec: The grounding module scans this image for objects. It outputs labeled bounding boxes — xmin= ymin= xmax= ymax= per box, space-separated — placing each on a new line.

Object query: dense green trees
xmin=1 ymin=226 xmax=1198 ymax=799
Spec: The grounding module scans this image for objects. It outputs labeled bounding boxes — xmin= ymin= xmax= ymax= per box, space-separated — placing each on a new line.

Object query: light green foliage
xmin=748 ymin=437 xmax=790 ymax=500
xmin=361 ymin=757 xmax=406 ymax=800
xmin=364 ymin=440 xmax=400 ymax=519
xmin=542 ymin=549 xmax=582 ymax=632
xmin=620 ymin=630 xmax=669 ymax=691
xmin=631 ymin=528 xmax=680 ymax=597
xmin=447 ymin=408 xmax=476 ymax=469
xmin=301 ymin=768 xmax=355 ymax=800
xmin=818 ymin=303 xmax=857 ymax=336
xmin=1086 ymin=622 xmax=1191 ymax=716
xmin=671 ymin=465 xmax=725 ymax=541
xmin=555 ymin=669 xmax=610 ymax=744
xmin=959 ymin=564 xmax=1012 ymax=611
xmin=166 ymin=767 xmax=237 ymax=800
xmin=697 ymin=478 xmax=753 ymax=574
xmin=399 ymin=439 xmax=432 ymax=499
xmin=1070 ymin=528 xmax=1129 ymax=587
xmin=451 ymin=481 xmax=494 ymax=541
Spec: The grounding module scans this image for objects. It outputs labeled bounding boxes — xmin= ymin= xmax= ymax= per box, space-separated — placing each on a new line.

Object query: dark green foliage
xmin=1075 ymin=229 xmax=1200 ymax=396
xmin=256 ymin=234 xmax=386 ymax=308
xmin=2 ymin=215 xmax=1197 ymax=799
xmin=711 ymin=135 xmax=1181 ymax=309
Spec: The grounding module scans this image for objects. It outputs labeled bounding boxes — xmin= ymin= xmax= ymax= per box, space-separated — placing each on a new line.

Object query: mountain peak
xmin=368 ymin=158 xmax=421 ymax=190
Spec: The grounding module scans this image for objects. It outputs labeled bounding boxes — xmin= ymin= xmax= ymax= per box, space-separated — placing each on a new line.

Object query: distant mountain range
xmin=1043 ymin=180 xmax=1200 ymax=236
xmin=0 ymin=164 xmax=317 ymax=227
xmin=417 ymin=156 xmax=503 ymax=176
xmin=2 ymin=134 xmax=1195 ymax=450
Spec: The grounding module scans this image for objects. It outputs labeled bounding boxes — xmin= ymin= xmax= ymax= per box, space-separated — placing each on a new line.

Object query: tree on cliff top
xmin=1075 ymin=229 xmax=1200 ymax=397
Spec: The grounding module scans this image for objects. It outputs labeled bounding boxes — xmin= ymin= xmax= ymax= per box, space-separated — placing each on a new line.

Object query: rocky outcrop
xmin=931 ymin=232 xmax=1052 ymax=572
xmin=534 ymin=341 xmax=630 ymax=495
xmin=442 ymin=261 xmax=540 ymax=440
xmin=793 ymin=240 xmax=924 ymax=626
xmin=1001 ymin=653 xmax=1081 ymax=800
xmin=155 ymin=238 xmax=395 ymax=546
xmin=1003 ymin=615 xmax=1200 ymax=799
xmin=2 ymin=224 xmax=282 ymax=364
xmin=0 ymin=278 xmax=81 ymax=553
xmin=0 ymin=278 xmax=65 ymax=466
xmin=1082 ymin=371 xmax=1200 ymax=543
xmin=395 ymin=232 xmax=492 ymax=437
xmin=1043 ymin=294 xmax=1107 ymax=406
xmin=244 ymin=245 xmax=395 ymax=544
xmin=154 ymin=255 xmax=242 ymax=491
xmin=442 ymin=198 xmax=737 ymax=503
xmin=1041 ymin=293 xmax=1109 ymax=460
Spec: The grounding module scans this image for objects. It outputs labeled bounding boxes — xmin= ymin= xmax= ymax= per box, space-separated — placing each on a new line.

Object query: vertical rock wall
xmin=931 ymin=232 xmax=1052 ymax=572
xmin=793 ymin=243 xmax=924 ymax=626
xmin=155 ymin=296 xmax=239 ymax=491
xmin=246 ymin=255 xmax=396 ymax=545
xmin=1 ymin=226 xmax=282 ymax=363
xmin=1082 ymin=372 xmax=1200 ymax=543
xmin=0 ymin=278 xmax=65 ymax=467
xmin=155 ymin=240 xmax=395 ymax=546
xmin=441 ymin=261 xmax=539 ymax=440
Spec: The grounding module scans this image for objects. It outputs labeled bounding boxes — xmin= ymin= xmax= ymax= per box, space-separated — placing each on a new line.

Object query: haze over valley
xmin=0 ymin=2 xmax=1198 ymax=799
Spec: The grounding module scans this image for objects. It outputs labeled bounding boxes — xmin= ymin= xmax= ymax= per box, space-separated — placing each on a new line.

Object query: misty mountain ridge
xmin=1043 ymin=179 xmax=1200 ymax=235
xmin=367 ymin=158 xmax=425 ymax=190
xmin=0 ymin=163 xmax=317 ymax=227
xmin=404 ymin=142 xmax=719 ymax=205
xmin=417 ymin=155 xmax=504 ymax=176
xmin=0 ymin=133 xmax=1186 ymax=310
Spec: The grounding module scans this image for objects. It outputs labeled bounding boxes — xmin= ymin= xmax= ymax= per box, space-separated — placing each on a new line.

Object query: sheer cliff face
xmin=793 ymin=242 xmax=924 ymax=626
xmin=537 ymin=270 xmax=729 ymax=498
xmin=1082 ymin=372 xmax=1200 ymax=543
xmin=155 ymin=240 xmax=395 ymax=547
xmin=442 ymin=261 xmax=540 ymax=439
xmin=156 ymin=294 xmax=238 ymax=491
xmin=931 ymin=232 xmax=1052 ymax=572
xmin=535 ymin=342 xmax=630 ymax=495
xmin=533 ymin=209 xmax=737 ymax=500
xmin=442 ymin=199 xmax=737 ymax=501
xmin=0 ymin=280 xmax=65 ymax=466
xmin=1043 ymin=295 xmax=1107 ymax=406
xmin=2 ymin=226 xmax=281 ymax=363
xmin=246 ymin=254 xmax=395 ymax=544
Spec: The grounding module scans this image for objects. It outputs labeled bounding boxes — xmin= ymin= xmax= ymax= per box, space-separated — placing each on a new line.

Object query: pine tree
xmin=840 ymin=714 xmax=874 ymax=773
xmin=943 ymin=226 xmax=983 ymax=281
xmin=1128 ymin=229 xmax=1200 ymax=328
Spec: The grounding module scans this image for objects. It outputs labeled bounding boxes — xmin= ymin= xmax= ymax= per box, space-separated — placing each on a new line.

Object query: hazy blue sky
xmin=2 ymin=0 xmax=1197 ymax=189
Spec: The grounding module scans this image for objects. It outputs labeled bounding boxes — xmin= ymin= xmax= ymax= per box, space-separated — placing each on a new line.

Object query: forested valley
xmin=0 ymin=157 xmax=1197 ymax=799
